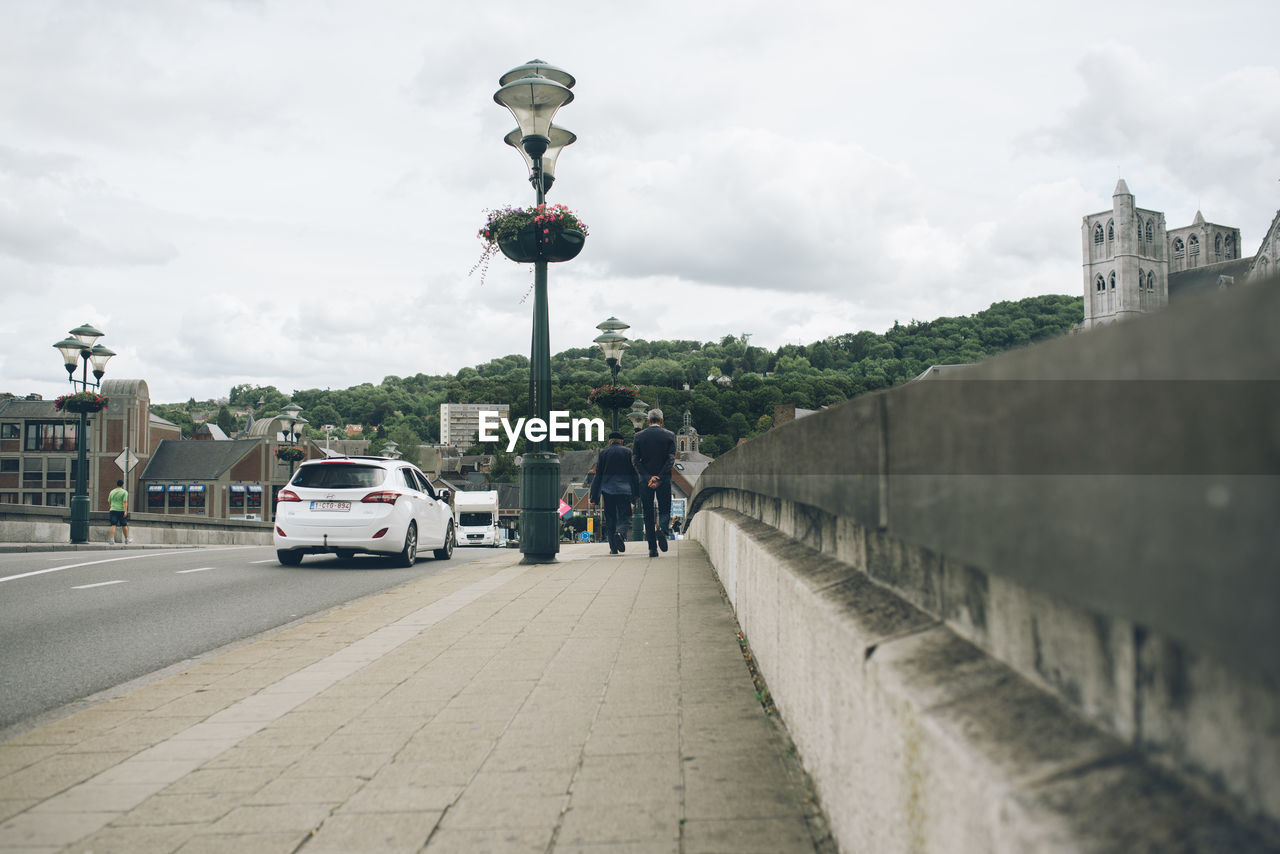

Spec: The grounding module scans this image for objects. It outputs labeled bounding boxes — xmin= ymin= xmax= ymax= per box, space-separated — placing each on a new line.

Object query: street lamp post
xmin=593 ymin=317 xmax=630 ymax=433
xmin=278 ymin=404 xmax=307 ymax=479
xmin=494 ymin=59 xmax=577 ymax=564
xmin=627 ymin=400 xmax=649 ymax=541
xmin=52 ymin=323 xmax=115 ymax=544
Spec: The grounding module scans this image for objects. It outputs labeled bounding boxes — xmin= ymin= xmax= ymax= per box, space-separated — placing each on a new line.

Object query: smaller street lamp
xmin=626 ymin=399 xmax=650 ymax=542
xmin=593 ymin=317 xmax=631 ymax=433
xmin=51 ymin=322 xmax=115 ymax=544
xmin=277 ymin=405 xmax=306 ymax=478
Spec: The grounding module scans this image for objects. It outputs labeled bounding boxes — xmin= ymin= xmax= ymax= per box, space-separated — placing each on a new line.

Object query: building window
xmin=22 ymin=459 xmax=42 ymax=485
xmin=22 ymin=493 xmax=42 ymax=506
xmin=0 ymin=492 xmax=17 ymax=503
xmin=1095 ymin=275 xmax=1105 ymax=292
xmin=1147 ymin=271 xmax=1156 ymax=291
xmin=1109 ymin=272 xmax=1116 ymax=289
xmin=0 ymin=459 xmax=17 ymax=473
xmin=1225 ymin=234 xmax=1234 ymax=259
xmin=1094 ymin=223 xmax=1104 ymax=244
xmin=1188 ymin=235 xmax=1199 ymax=266
xmin=1 ymin=424 xmax=18 ymax=440
xmin=1146 ymin=221 xmax=1153 ymax=242
xmin=24 ymin=422 xmax=77 ymax=452
xmin=45 ymin=492 xmax=67 ymax=507
xmin=46 ymin=457 xmax=66 ymax=485
xmin=1174 ymin=238 xmax=1185 ymax=261
xmin=1215 ymin=233 xmax=1223 ymax=259
xmin=1107 ymin=220 xmax=1114 ymax=242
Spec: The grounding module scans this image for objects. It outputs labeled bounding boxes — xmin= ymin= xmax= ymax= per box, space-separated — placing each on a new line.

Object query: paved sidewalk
xmin=0 ymin=541 xmax=830 ymax=854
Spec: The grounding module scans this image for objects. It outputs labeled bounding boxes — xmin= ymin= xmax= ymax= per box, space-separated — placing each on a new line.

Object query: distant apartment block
xmin=440 ymin=402 xmax=509 ymax=448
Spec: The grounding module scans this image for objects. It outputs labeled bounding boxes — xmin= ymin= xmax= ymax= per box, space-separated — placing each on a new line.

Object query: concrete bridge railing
xmin=688 ymin=277 xmax=1279 ymax=852
xmin=0 ymin=505 xmax=272 ymax=547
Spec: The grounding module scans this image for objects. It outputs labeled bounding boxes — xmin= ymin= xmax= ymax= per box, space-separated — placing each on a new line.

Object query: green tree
xmin=214 ymin=406 xmax=236 ymax=435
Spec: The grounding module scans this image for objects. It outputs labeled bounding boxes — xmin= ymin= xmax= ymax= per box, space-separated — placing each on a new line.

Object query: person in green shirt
xmin=107 ymin=480 xmax=132 ymax=544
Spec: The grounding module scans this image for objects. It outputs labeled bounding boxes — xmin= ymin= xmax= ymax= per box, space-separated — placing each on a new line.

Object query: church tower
xmin=1081 ymin=179 xmax=1168 ymax=328
xmin=676 ymin=410 xmax=700 ymax=456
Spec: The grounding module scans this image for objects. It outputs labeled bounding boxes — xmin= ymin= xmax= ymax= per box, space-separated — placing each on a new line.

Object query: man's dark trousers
xmin=638 ymin=481 xmax=671 ymax=548
xmin=601 ymin=492 xmax=631 ymax=548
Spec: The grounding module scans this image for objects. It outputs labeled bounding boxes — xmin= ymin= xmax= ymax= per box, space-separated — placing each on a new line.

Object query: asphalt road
xmin=0 ymin=544 xmax=493 ymax=735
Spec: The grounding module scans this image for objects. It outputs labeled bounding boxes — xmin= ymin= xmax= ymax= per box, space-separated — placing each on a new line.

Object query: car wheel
xmin=394 ymin=522 xmax=418 ymax=567
xmin=277 ymin=549 xmax=303 ymax=566
xmin=433 ymin=523 xmax=455 ymax=561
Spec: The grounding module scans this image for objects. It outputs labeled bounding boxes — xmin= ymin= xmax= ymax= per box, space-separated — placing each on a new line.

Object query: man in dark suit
xmin=631 ymin=408 xmax=677 ymax=557
xmin=589 ymin=431 xmax=639 ymax=555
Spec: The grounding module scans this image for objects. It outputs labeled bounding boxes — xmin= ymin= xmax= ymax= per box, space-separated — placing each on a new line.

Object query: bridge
xmin=0 ymin=279 xmax=1276 ymax=852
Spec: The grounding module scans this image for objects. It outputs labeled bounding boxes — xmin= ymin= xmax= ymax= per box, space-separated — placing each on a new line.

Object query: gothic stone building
xmin=1082 ymin=179 xmax=1279 ymax=328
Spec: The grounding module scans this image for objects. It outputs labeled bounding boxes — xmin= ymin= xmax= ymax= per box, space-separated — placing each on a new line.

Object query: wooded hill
xmin=155 ymin=294 xmax=1083 ymax=459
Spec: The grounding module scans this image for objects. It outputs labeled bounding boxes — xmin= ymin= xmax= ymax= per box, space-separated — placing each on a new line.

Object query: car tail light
xmin=275 ymin=527 xmax=287 ymax=537
xmin=362 ymin=491 xmax=400 ymax=505
xmin=277 ymin=489 xmax=302 ymax=503
xmin=372 ymin=528 xmax=389 ymax=539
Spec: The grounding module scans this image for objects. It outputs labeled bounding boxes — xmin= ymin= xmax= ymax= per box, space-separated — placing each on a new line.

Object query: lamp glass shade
xmin=494 ymin=74 xmax=573 ymax=142
xmin=88 ymin=344 xmax=115 ymax=374
xmin=504 ymin=125 xmax=576 ymax=180
xmin=69 ymin=323 xmax=104 ymax=347
xmin=498 ymin=59 xmax=575 ymax=89
xmin=54 ymin=337 xmax=85 ymax=368
xmin=594 ymin=331 xmax=630 ymax=362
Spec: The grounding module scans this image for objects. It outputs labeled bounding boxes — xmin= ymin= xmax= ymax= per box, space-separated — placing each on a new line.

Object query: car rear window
xmin=292 ymin=463 xmax=385 ymax=489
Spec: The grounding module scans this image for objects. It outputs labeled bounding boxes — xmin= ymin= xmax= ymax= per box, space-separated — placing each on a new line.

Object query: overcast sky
xmin=2 ymin=0 xmax=1277 ymax=404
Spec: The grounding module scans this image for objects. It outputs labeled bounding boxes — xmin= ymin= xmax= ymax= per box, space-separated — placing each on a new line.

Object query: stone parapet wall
xmin=688 ymin=277 xmax=1280 ymax=851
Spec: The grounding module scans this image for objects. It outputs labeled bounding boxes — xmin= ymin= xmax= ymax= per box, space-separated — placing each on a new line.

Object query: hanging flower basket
xmin=275 ymin=445 xmax=307 ymax=463
xmin=54 ymin=392 xmax=108 ymax=414
xmin=471 ymin=203 xmax=589 ymax=283
xmin=588 ymin=383 xmax=639 ymax=411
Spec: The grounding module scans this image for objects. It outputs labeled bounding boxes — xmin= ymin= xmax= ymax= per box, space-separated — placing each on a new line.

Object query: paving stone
xmin=556 ymin=801 xmax=681 ymax=846
xmin=69 ymin=822 xmax=200 ymax=854
xmin=423 ymin=826 xmax=553 ymax=853
xmin=112 ymin=791 xmax=244 ymax=826
xmin=304 ymin=810 xmax=442 ymax=853
xmin=173 ymin=830 xmax=306 ymax=854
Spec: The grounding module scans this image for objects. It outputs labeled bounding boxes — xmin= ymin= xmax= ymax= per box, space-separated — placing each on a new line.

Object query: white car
xmin=273 ymin=457 xmax=454 ymax=566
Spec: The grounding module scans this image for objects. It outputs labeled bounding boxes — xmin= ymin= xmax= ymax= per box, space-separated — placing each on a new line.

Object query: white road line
xmin=71 ymin=579 xmax=128 ymax=590
xmin=248 ymin=559 xmax=277 ymax=564
xmin=176 ymin=567 xmax=214 ymax=574
xmin=0 ymin=548 xmax=258 ymax=585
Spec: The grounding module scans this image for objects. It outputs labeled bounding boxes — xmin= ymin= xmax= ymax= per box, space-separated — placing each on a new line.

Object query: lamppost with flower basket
xmin=52 ymin=323 xmax=116 ymax=544
xmin=592 ymin=317 xmax=632 ymax=433
xmin=488 ymin=59 xmax=581 ymax=564
xmin=275 ymin=404 xmax=308 ymax=478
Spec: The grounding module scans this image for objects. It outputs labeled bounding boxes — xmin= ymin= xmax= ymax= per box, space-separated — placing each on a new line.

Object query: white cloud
xmin=1 ymin=1 xmax=1276 ymax=403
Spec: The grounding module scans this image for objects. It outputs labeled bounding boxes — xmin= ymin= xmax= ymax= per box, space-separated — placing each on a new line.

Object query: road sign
xmin=115 ymin=450 xmax=139 ymax=473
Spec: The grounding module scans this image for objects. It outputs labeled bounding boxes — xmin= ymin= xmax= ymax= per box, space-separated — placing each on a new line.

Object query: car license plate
xmin=311 ymin=501 xmax=351 ymax=512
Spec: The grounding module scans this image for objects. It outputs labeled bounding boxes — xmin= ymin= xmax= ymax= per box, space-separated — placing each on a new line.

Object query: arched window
xmin=1174 ymin=238 xmax=1185 ymax=261
xmin=1095 ymin=274 xmax=1106 ymax=292
xmin=1107 ymin=220 xmax=1115 ymax=242
xmin=1147 ymin=271 xmax=1156 ymax=291
xmin=1094 ymin=223 xmax=1104 ymax=244
xmin=1215 ymin=233 xmax=1223 ymax=259
xmin=1109 ymin=271 xmax=1116 ymax=289
xmin=1146 ymin=220 xmax=1153 ymax=242
xmin=1189 ymin=235 xmax=1199 ymax=264
xmin=1225 ymin=234 xmax=1234 ymax=259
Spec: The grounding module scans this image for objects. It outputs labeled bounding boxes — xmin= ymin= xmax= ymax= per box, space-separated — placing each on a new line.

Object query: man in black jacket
xmin=631 ymin=408 xmax=677 ymax=557
xmin=588 ymin=431 xmax=639 ymax=555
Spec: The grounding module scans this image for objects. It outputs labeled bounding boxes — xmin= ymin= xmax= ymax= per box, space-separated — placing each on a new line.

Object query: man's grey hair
xmin=647 ymin=408 xmax=663 ymax=423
